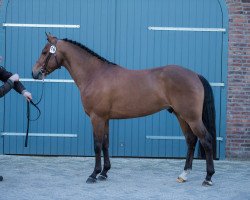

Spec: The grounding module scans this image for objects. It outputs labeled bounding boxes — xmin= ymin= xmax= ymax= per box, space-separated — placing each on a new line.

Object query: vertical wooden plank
xmin=43 ymin=83 xmax=53 ymax=155
xmin=63 ymin=84 xmax=72 ymax=155
xmin=69 ymin=86 xmax=78 ymax=156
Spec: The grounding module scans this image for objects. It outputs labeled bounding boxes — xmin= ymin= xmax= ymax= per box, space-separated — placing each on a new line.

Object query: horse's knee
xmin=94 ymin=142 xmax=102 ymax=154
xmin=102 ymin=143 xmax=109 ymax=151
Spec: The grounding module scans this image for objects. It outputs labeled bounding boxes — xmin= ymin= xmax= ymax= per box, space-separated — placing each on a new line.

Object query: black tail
xmin=198 ymin=75 xmax=216 ymax=159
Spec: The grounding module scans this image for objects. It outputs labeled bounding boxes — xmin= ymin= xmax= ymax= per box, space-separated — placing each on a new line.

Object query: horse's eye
xmin=42 ymin=51 xmax=47 ymax=55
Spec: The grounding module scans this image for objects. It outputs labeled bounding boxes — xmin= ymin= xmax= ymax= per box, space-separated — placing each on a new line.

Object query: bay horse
xmin=32 ymin=33 xmax=216 ymax=186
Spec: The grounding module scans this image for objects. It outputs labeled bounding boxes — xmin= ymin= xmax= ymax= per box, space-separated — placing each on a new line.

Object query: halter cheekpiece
xmin=41 ymin=42 xmax=60 ymax=74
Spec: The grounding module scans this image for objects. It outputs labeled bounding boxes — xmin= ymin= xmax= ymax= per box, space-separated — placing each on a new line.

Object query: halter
xmin=41 ymin=42 xmax=60 ymax=75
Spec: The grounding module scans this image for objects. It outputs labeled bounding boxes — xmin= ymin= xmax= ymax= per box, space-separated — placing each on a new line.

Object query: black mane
xmin=62 ymin=38 xmax=116 ymax=65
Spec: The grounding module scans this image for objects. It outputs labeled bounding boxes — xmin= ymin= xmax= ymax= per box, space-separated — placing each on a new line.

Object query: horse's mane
xmin=62 ymin=38 xmax=116 ymax=65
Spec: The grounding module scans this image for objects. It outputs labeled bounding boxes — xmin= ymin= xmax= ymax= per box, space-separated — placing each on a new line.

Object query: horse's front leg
xmin=98 ymin=120 xmax=111 ymax=180
xmin=86 ymin=114 xmax=105 ymax=184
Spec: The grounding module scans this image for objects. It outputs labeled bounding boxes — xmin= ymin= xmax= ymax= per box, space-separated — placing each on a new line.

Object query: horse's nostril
xmin=32 ymin=71 xmax=37 ymax=79
xmin=32 ymin=71 xmax=39 ymax=79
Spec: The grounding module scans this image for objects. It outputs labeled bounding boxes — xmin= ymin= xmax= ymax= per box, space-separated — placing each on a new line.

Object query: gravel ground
xmin=0 ymin=155 xmax=249 ymax=200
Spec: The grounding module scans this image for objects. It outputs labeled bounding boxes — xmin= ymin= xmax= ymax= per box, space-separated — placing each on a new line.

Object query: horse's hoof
xmin=202 ymin=180 xmax=213 ymax=186
xmin=0 ymin=176 xmax=3 ymax=181
xmin=97 ymin=174 xmax=107 ymax=181
xmin=176 ymin=177 xmax=186 ymax=183
xmin=86 ymin=177 xmax=97 ymax=184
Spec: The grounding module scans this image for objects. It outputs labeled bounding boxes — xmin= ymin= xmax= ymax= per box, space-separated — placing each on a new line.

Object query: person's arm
xmin=0 ymin=66 xmax=26 ymax=94
xmin=0 ymin=79 xmax=14 ymax=98
xmin=0 ymin=66 xmax=32 ymax=101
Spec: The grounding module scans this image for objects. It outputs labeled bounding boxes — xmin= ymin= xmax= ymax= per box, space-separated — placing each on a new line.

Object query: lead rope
xmin=25 ymin=81 xmax=44 ymax=147
xmin=25 ymin=101 xmax=30 ymax=147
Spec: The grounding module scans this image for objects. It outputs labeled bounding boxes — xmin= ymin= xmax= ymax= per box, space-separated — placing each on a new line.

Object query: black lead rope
xmin=25 ymin=101 xmax=30 ymax=147
xmin=25 ymin=82 xmax=44 ymax=147
xmin=25 ymin=100 xmax=41 ymax=147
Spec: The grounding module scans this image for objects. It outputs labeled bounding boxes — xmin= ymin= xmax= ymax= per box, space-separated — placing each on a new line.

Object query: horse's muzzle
xmin=32 ymin=70 xmax=43 ymax=80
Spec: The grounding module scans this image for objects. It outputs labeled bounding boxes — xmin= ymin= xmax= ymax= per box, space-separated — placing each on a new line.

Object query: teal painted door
xmin=0 ymin=0 xmax=228 ymax=158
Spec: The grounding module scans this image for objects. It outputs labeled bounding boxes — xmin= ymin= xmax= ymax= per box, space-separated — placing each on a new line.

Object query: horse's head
xmin=32 ymin=33 xmax=63 ymax=80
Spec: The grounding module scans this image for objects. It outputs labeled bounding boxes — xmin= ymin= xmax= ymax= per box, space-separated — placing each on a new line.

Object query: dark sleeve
xmin=0 ymin=79 xmax=14 ymax=98
xmin=0 ymin=66 xmax=26 ymax=94
xmin=13 ymin=81 xmax=26 ymax=94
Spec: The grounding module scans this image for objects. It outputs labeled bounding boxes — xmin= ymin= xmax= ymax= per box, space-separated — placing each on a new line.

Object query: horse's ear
xmin=46 ymin=32 xmax=55 ymax=43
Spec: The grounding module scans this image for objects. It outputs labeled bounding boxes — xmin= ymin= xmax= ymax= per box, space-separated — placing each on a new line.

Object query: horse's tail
xmin=197 ymin=75 xmax=216 ymax=159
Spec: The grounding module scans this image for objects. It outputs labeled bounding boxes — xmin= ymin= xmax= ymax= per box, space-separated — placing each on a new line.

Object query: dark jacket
xmin=0 ymin=66 xmax=26 ymax=98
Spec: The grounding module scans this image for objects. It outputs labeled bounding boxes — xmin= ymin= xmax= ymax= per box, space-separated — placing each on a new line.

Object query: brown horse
xmin=32 ymin=34 xmax=216 ymax=186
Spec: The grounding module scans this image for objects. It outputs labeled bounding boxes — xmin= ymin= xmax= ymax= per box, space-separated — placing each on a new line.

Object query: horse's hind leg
xmin=176 ymin=115 xmax=197 ymax=183
xmin=98 ymin=120 xmax=111 ymax=180
xmin=86 ymin=114 xmax=105 ymax=183
xmin=189 ymin=120 xmax=215 ymax=186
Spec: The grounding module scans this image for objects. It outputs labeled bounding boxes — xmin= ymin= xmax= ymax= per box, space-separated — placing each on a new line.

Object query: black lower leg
xmin=99 ymin=124 xmax=111 ymax=179
xmin=87 ymin=139 xmax=102 ymax=183
xmin=100 ymin=147 xmax=111 ymax=178
xmin=184 ymin=136 xmax=197 ymax=171
xmin=189 ymin=122 xmax=215 ymax=186
xmin=184 ymin=147 xmax=195 ymax=171
xmin=201 ymin=135 xmax=215 ymax=182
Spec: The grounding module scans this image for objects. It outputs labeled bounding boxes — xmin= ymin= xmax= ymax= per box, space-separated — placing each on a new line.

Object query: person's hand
xmin=9 ymin=74 xmax=19 ymax=82
xmin=23 ymin=91 xmax=32 ymax=102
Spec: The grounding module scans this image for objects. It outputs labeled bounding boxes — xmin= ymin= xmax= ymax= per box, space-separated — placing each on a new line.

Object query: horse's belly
xmin=110 ymin=96 xmax=169 ymax=119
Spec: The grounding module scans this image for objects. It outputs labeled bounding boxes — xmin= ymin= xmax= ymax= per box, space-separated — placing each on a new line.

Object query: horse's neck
xmin=61 ymin=43 xmax=105 ymax=90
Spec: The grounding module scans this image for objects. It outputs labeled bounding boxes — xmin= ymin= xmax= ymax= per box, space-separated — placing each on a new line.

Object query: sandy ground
xmin=0 ymin=155 xmax=249 ymax=200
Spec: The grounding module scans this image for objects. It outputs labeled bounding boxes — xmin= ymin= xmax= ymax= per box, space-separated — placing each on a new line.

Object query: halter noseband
xmin=41 ymin=42 xmax=60 ymax=74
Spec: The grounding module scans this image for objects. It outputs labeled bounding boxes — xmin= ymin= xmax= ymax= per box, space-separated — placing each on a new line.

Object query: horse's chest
xmin=81 ymin=91 xmax=110 ymax=116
